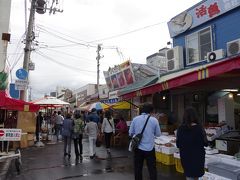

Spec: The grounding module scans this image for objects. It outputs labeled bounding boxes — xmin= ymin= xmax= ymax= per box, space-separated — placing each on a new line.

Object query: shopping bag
xmin=96 ymin=134 xmax=102 ymax=147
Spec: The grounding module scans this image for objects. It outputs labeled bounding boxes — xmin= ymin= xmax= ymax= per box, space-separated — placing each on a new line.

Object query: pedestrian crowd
xmin=36 ymin=103 xmax=207 ymax=180
xmin=35 ymin=107 xmax=118 ymax=161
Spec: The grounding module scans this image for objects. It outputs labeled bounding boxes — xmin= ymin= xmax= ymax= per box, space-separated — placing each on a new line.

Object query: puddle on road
xmin=56 ymin=155 xmax=130 ymax=179
xmin=56 ymin=166 xmax=123 ymax=180
xmin=23 ymin=155 xmax=130 ymax=179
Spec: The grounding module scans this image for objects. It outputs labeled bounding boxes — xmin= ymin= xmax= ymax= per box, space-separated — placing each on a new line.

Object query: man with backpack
xmin=72 ymin=113 xmax=85 ymax=160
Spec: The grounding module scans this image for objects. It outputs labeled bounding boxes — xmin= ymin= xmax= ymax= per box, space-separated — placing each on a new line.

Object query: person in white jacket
xmin=84 ymin=118 xmax=99 ymax=159
xmin=101 ymin=110 xmax=115 ymax=154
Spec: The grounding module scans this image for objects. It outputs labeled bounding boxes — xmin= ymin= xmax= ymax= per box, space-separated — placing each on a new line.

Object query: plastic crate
xmin=155 ymin=152 xmax=163 ymax=163
xmin=161 ymin=153 xmax=175 ymax=165
xmin=175 ymin=158 xmax=184 ymax=173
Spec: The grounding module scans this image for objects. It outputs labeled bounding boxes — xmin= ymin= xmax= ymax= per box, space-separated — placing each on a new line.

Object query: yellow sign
xmin=198 ymin=68 xmax=209 ymax=80
xmin=162 ymin=81 xmax=169 ymax=90
xmin=24 ymin=105 xmax=29 ymax=112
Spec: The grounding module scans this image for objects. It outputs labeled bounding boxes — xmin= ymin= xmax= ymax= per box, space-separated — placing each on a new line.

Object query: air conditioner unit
xmin=227 ymin=38 xmax=240 ymax=56
xmin=166 ymin=46 xmax=183 ymax=71
xmin=207 ymin=49 xmax=225 ymax=62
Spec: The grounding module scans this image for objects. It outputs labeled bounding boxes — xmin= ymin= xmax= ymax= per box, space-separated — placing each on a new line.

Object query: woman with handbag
xmin=101 ymin=110 xmax=115 ymax=155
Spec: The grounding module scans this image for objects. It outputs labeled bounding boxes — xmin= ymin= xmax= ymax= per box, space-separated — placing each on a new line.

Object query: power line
xmin=37 ymin=26 xmax=97 ymax=48
xmin=38 ymin=43 xmax=85 ymax=49
xmin=35 ymin=50 xmax=96 ymax=73
xmin=88 ymin=21 xmax=166 ymax=43
xmin=37 ymin=24 xmax=92 ymax=45
xmin=41 ymin=48 xmax=96 ymax=65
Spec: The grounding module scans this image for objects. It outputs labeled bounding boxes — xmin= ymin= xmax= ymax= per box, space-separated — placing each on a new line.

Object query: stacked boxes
xmin=161 ymin=146 xmax=177 ymax=165
xmin=174 ymin=152 xmax=184 ymax=173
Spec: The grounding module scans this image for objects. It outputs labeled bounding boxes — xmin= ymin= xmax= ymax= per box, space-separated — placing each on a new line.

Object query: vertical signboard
xmin=9 ymin=83 xmax=20 ymax=99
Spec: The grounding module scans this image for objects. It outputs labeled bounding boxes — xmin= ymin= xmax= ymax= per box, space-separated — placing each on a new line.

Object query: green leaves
xmin=0 ymin=72 xmax=8 ymax=90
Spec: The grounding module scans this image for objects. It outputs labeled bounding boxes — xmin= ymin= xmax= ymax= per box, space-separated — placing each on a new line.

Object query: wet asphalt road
xmin=6 ymin=137 xmax=185 ymax=180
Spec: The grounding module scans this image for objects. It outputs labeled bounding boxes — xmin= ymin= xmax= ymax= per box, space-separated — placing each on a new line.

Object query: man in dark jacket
xmin=87 ymin=108 xmax=100 ymax=124
xmin=36 ymin=111 xmax=43 ymax=142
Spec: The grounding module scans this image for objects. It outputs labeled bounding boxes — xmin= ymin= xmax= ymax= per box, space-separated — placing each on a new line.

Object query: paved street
xmin=6 ymin=137 xmax=185 ymax=180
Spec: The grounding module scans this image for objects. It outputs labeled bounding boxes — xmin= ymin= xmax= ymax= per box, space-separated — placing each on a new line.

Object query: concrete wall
xmin=0 ymin=0 xmax=12 ymax=71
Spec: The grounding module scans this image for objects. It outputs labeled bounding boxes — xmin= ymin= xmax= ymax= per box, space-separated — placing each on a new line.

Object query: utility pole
xmin=20 ymin=0 xmax=36 ymax=101
xmin=96 ymin=44 xmax=102 ymax=99
xmin=20 ymin=0 xmax=63 ymax=101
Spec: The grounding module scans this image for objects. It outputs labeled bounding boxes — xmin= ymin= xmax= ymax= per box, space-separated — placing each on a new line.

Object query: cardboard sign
xmin=0 ymin=129 xmax=22 ymax=141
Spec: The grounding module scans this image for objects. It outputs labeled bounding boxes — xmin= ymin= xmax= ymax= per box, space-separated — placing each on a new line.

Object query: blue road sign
xmin=16 ymin=68 xmax=28 ymax=80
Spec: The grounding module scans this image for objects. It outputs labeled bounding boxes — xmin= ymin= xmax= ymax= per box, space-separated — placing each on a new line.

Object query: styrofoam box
xmin=155 ymin=144 xmax=162 ymax=152
xmin=174 ymin=152 xmax=180 ymax=159
xmin=203 ymin=172 xmax=231 ymax=180
xmin=208 ymin=162 xmax=240 ymax=180
xmin=205 ymin=154 xmax=221 ymax=169
xmin=162 ymin=146 xmax=178 ymax=155
xmin=205 ymin=148 xmax=219 ymax=155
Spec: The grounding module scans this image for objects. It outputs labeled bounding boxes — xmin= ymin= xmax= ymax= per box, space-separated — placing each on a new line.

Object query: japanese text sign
xmin=0 ymin=129 xmax=22 ymax=141
xmin=168 ymin=0 xmax=240 ymax=37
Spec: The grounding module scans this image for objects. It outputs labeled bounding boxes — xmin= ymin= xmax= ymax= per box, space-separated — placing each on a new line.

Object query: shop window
xmin=186 ymin=26 xmax=212 ymax=65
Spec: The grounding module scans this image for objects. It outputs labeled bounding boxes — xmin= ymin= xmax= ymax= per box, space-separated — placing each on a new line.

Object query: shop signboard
xmin=0 ymin=129 xmax=22 ymax=141
xmin=104 ymin=60 xmax=135 ymax=90
xmin=168 ymin=0 xmax=240 ymax=37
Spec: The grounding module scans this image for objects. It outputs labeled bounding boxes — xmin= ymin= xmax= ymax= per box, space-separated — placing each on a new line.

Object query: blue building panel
xmin=171 ymin=5 xmax=240 ymax=68
xmin=174 ymin=7 xmax=240 ymax=48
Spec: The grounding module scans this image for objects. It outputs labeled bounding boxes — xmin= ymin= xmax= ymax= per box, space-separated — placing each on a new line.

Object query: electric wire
xmin=41 ymin=48 xmax=96 ymax=65
xmin=37 ymin=26 xmax=97 ymax=48
xmin=35 ymin=50 xmax=96 ymax=73
xmin=41 ymin=48 xmax=112 ymax=66
xmin=37 ymin=24 xmax=91 ymax=46
xmin=87 ymin=21 xmax=166 ymax=43
xmin=8 ymin=31 xmax=27 ymax=70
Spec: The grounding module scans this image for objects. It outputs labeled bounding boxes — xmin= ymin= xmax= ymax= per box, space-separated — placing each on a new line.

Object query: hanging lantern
xmin=36 ymin=0 xmax=46 ymax=14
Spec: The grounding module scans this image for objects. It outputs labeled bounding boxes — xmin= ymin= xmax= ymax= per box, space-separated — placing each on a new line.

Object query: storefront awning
xmin=0 ymin=90 xmax=40 ymax=112
xmin=118 ymin=76 xmax=159 ymax=96
xmin=120 ymin=56 xmax=240 ymax=99
xmin=110 ymin=101 xmax=131 ymax=110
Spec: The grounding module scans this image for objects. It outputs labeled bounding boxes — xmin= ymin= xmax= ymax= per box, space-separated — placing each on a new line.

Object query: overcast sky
xmin=8 ymin=0 xmax=200 ymax=100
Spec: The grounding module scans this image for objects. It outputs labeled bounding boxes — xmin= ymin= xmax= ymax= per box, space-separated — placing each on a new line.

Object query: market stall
xmin=0 ymin=90 xmax=40 ymax=148
xmin=31 ymin=96 xmax=69 ymax=142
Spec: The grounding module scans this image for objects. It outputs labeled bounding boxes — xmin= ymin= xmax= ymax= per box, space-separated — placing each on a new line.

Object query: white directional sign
xmin=0 ymin=129 xmax=22 ymax=141
xmin=15 ymin=79 xmax=28 ymax=90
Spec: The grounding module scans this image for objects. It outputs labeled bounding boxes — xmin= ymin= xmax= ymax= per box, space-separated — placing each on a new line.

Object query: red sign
xmin=0 ymin=130 xmax=5 ymax=137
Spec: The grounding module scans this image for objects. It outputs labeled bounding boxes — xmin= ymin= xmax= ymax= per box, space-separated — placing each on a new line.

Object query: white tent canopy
xmin=31 ymin=96 xmax=69 ymax=107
